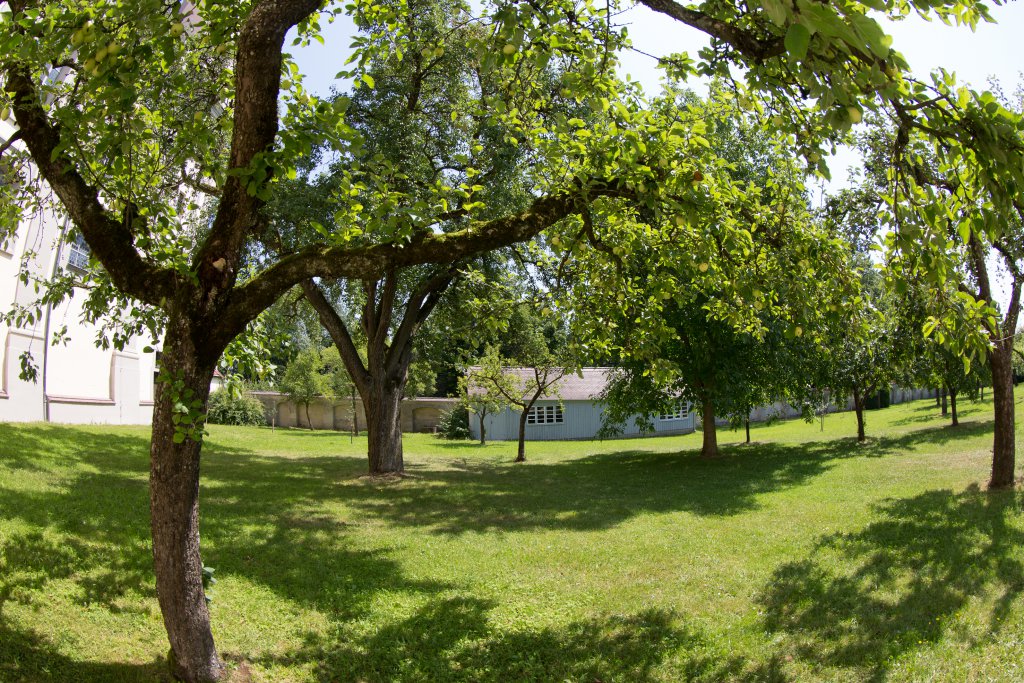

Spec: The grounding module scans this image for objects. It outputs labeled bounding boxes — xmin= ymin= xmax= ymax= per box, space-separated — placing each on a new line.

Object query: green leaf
xmin=785 ymin=24 xmax=811 ymax=61
xmin=361 ymin=73 xmax=375 ymax=89
xmin=760 ymin=0 xmax=787 ymax=26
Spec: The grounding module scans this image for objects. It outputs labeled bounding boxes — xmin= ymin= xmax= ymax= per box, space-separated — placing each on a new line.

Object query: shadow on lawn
xmin=0 ymin=425 xmax=446 ymax=676
xmin=758 ymin=486 xmax=1024 ymax=682
xmin=268 ymin=600 xmax=786 ymax=683
xmin=333 ymin=421 xmax=998 ymax=535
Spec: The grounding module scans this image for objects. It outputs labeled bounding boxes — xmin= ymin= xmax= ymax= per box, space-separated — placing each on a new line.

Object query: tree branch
xmin=637 ymin=0 xmax=785 ymax=62
xmin=300 ymin=280 xmax=372 ymax=396
xmin=3 ymin=66 xmax=176 ymax=305
xmin=194 ymin=0 xmax=321 ymax=291
xmin=222 ymin=182 xmax=631 ymax=339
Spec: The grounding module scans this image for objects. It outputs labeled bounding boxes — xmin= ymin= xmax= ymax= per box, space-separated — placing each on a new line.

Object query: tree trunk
xmin=745 ymin=412 xmax=751 ymax=444
xmin=304 ymin=402 xmax=313 ymax=430
xmin=700 ymin=398 xmax=719 ymax=458
xmin=853 ymin=387 xmax=866 ymax=443
xmin=988 ymin=343 xmax=1017 ymax=489
xmin=941 ymin=387 xmax=949 ymax=416
xmin=515 ymin=408 xmax=528 ymax=463
xmin=364 ymin=379 xmax=405 ymax=474
xmin=935 ymin=389 xmax=941 ymax=408
xmin=950 ymin=389 xmax=959 ymax=427
xmin=479 ymin=413 xmax=487 ymax=446
xmin=150 ymin=323 xmax=223 ymax=682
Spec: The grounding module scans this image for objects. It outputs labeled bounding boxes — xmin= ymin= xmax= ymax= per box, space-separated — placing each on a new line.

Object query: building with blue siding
xmin=468 ymin=367 xmax=695 ymax=441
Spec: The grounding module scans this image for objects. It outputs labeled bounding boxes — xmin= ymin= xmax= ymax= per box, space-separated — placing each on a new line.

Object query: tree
xmin=464 ymin=322 xmax=568 ymax=462
xmin=278 ymin=347 xmax=331 ymax=429
xmin=569 ymin=90 xmax=851 ymax=457
xmin=458 ymin=364 xmax=509 ymax=445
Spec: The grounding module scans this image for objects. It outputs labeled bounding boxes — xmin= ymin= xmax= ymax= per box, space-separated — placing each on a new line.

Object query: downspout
xmin=41 ymin=218 xmax=71 ymax=422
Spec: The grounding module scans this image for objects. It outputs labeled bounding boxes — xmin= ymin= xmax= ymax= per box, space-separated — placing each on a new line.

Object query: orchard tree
xmin=458 ymin=363 xmax=510 ymax=445
xmin=464 ymin=318 xmax=569 ymax=462
xmin=0 ymin=1 xmax=629 ymax=677
xmin=278 ymin=346 xmax=329 ymax=429
xmin=569 ymin=90 xmax=852 ymax=457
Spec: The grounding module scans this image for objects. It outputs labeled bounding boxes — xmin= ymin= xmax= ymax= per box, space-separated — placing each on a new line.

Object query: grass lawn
xmin=1 ymin=395 xmax=1023 ymax=682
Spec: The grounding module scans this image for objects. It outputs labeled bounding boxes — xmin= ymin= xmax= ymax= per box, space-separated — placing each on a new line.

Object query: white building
xmin=1 ymin=118 xmax=158 ymax=425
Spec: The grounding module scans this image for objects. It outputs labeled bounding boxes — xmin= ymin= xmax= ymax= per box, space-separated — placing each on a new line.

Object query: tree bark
xmin=700 ymin=398 xmax=719 ymax=458
xmin=853 ymin=387 xmax=866 ymax=443
xmin=941 ymin=387 xmax=949 ymax=416
xmin=988 ymin=343 xmax=1017 ymax=489
xmin=150 ymin=322 xmax=223 ymax=683
xmin=363 ymin=378 xmax=405 ymax=474
xmin=515 ymin=408 xmax=529 ymax=463
xmin=745 ymin=412 xmax=751 ymax=444
xmin=304 ymin=402 xmax=313 ymax=430
xmin=479 ymin=412 xmax=487 ymax=446
xmin=949 ymin=389 xmax=959 ymax=427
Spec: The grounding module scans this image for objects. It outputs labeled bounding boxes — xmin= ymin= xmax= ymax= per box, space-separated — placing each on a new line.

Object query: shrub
xmin=207 ymin=390 xmax=267 ymax=426
xmin=436 ymin=405 xmax=471 ymax=440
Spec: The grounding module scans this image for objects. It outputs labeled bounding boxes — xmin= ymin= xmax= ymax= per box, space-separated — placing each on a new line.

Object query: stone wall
xmin=250 ymin=392 xmax=457 ymax=433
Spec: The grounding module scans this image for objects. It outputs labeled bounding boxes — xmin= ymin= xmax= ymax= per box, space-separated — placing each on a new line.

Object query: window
xmin=66 ymin=231 xmax=90 ymax=271
xmin=659 ymin=403 xmax=689 ymax=421
xmin=526 ymin=403 xmax=563 ymax=425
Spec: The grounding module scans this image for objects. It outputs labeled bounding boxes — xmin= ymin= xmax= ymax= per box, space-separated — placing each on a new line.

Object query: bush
xmin=207 ymin=390 xmax=267 ymax=426
xmin=436 ymin=405 xmax=471 ymax=440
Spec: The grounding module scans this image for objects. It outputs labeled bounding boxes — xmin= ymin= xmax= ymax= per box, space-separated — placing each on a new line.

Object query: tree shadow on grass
xmin=854 ymin=418 xmax=994 ymax=457
xmin=269 ymin=599 xmax=785 ymax=683
xmin=0 ymin=425 xmax=450 ymax=674
xmin=0 ymin=615 xmax=169 ymax=683
xmin=757 ymin=487 xmax=1024 ymax=682
xmin=321 ymin=439 xmax=857 ymax=536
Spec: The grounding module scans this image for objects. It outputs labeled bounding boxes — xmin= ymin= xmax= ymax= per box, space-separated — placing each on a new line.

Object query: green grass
xmin=1 ymin=396 xmax=1023 ymax=682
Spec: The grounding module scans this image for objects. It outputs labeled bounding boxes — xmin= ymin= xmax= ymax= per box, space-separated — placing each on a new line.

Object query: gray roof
xmin=468 ymin=367 xmax=616 ymax=401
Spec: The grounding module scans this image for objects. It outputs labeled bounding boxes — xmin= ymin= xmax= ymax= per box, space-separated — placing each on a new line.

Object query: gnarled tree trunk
xmin=150 ymin=319 xmax=223 ymax=683
xmin=364 ymin=376 xmax=406 ymax=474
xmin=988 ymin=343 xmax=1016 ymax=489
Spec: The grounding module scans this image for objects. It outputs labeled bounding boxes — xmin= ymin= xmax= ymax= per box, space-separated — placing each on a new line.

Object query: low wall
xmin=700 ymin=386 xmax=939 ymax=427
xmin=249 ymin=391 xmax=458 ymax=433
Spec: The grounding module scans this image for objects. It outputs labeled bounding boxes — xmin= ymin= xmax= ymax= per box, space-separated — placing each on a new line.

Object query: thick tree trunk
xmin=150 ymin=323 xmax=223 ymax=683
xmin=515 ymin=409 xmax=528 ymax=463
xmin=701 ymin=398 xmax=719 ymax=458
xmin=988 ymin=344 xmax=1017 ymax=489
xmin=950 ymin=389 xmax=959 ymax=427
xmin=853 ymin=388 xmax=866 ymax=443
xmin=364 ymin=380 xmax=405 ymax=474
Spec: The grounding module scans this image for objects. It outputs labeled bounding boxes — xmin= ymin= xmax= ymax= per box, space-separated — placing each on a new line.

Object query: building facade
xmin=1 ymin=119 xmax=158 ymax=425
xmin=468 ymin=367 xmax=696 ymax=442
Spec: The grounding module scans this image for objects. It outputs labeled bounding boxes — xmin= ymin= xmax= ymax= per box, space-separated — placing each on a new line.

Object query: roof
xmin=468 ymin=367 xmax=616 ymax=401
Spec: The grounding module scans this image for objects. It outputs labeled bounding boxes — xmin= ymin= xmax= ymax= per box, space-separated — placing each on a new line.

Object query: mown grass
xmin=1 ymin=395 xmax=1023 ymax=682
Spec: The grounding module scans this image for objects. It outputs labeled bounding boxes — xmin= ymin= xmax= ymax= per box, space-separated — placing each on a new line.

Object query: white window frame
xmin=66 ymin=231 xmax=91 ymax=271
xmin=658 ymin=402 xmax=689 ymax=421
xmin=526 ymin=403 xmax=564 ymax=425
